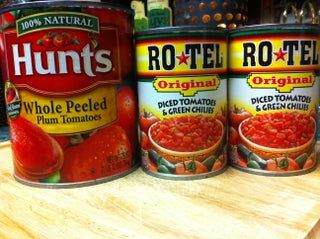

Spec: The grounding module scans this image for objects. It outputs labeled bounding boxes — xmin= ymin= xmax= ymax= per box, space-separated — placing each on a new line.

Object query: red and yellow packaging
xmin=0 ymin=1 xmax=138 ymax=187
xmin=228 ymin=24 xmax=320 ymax=176
xmin=136 ymin=27 xmax=228 ymax=180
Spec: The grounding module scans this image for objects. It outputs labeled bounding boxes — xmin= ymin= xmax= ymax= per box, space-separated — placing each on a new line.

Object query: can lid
xmin=135 ymin=25 xmax=228 ymax=37
xmin=229 ymin=23 xmax=320 ymax=37
xmin=0 ymin=0 xmax=132 ymax=14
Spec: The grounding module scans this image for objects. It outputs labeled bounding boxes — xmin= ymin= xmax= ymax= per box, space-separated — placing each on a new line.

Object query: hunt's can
xmin=228 ymin=24 xmax=320 ymax=176
xmin=0 ymin=0 xmax=139 ymax=187
xmin=136 ymin=27 xmax=228 ymax=180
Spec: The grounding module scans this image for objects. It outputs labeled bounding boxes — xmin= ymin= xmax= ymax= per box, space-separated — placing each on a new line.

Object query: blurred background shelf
xmin=0 ymin=125 xmax=9 ymax=143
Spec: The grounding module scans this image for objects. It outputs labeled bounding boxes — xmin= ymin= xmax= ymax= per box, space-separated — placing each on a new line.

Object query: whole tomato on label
xmin=53 ymin=33 xmax=66 ymax=47
xmin=216 ymin=107 xmax=227 ymax=125
xmin=229 ymin=126 xmax=240 ymax=145
xmin=140 ymin=131 xmax=150 ymax=151
xmin=0 ymin=11 xmax=17 ymax=29
xmin=61 ymin=125 xmax=132 ymax=182
xmin=140 ymin=110 xmax=159 ymax=133
xmin=52 ymin=136 xmax=69 ymax=150
xmin=303 ymin=158 xmax=314 ymax=170
xmin=117 ymin=86 xmax=138 ymax=148
xmin=229 ymin=105 xmax=252 ymax=129
xmin=266 ymin=156 xmax=299 ymax=172
xmin=175 ymin=160 xmax=208 ymax=175
xmin=211 ymin=155 xmax=225 ymax=171
xmin=10 ymin=117 xmax=64 ymax=179
xmin=62 ymin=32 xmax=73 ymax=45
xmin=6 ymin=87 xmax=16 ymax=103
xmin=41 ymin=33 xmax=53 ymax=47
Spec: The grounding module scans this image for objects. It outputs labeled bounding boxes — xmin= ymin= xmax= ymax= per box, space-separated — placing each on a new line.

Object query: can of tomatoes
xmin=136 ymin=26 xmax=228 ymax=180
xmin=0 ymin=0 xmax=139 ymax=187
xmin=228 ymin=24 xmax=320 ymax=176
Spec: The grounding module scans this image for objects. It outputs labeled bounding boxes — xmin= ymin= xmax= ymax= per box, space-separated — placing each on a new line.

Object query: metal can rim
xmin=229 ymin=23 xmax=320 ymax=36
xmin=0 ymin=0 xmax=133 ymax=15
xmin=135 ymin=25 xmax=228 ymax=37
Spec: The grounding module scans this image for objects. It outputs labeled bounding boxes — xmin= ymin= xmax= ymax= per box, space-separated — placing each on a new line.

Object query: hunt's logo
xmin=4 ymin=12 xmax=121 ymax=95
xmin=243 ymin=40 xmax=319 ymax=67
xmin=247 ymin=72 xmax=315 ymax=93
xmin=136 ymin=40 xmax=227 ymax=77
xmin=153 ymin=75 xmax=220 ymax=96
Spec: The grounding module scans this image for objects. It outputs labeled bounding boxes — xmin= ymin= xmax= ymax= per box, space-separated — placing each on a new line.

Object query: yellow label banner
xmin=247 ymin=72 xmax=316 ymax=93
xmin=20 ymin=86 xmax=117 ymax=134
xmin=153 ymin=75 xmax=220 ymax=96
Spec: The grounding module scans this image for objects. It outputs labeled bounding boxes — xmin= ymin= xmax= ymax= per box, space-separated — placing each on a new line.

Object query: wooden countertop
xmin=1 ymin=142 xmax=320 ymax=239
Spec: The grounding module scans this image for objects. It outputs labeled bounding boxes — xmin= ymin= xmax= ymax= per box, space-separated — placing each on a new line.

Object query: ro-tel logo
xmin=242 ymin=39 xmax=319 ymax=67
xmin=153 ymin=75 xmax=220 ymax=96
xmin=147 ymin=41 xmax=225 ymax=73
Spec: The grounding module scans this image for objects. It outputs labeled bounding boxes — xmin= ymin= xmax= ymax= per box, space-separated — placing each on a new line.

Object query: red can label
xmin=1 ymin=6 xmax=138 ymax=186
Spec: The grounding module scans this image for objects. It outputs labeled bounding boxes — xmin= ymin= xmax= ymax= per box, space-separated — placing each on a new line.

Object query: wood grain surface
xmin=0 ymin=143 xmax=320 ymax=239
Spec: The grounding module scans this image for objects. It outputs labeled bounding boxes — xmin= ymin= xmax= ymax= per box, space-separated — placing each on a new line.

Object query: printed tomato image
xmin=303 ymin=153 xmax=316 ymax=170
xmin=140 ymin=131 xmax=150 ymax=151
xmin=175 ymin=160 xmax=208 ymax=175
xmin=211 ymin=154 xmax=225 ymax=171
xmin=266 ymin=157 xmax=300 ymax=172
xmin=229 ymin=126 xmax=240 ymax=145
xmin=117 ymin=86 xmax=138 ymax=151
xmin=215 ymin=107 xmax=227 ymax=125
xmin=240 ymin=112 xmax=315 ymax=149
xmin=149 ymin=116 xmax=223 ymax=152
xmin=52 ymin=136 xmax=70 ymax=150
xmin=139 ymin=109 xmax=159 ymax=133
xmin=229 ymin=105 xmax=252 ymax=129
xmin=0 ymin=11 xmax=17 ymax=29
xmin=5 ymin=82 xmax=19 ymax=104
xmin=61 ymin=125 xmax=132 ymax=183
xmin=37 ymin=32 xmax=80 ymax=48
xmin=10 ymin=117 xmax=64 ymax=180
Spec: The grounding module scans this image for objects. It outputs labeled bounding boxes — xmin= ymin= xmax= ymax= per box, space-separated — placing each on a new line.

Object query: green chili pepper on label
xmin=247 ymin=160 xmax=261 ymax=169
xmin=148 ymin=149 xmax=176 ymax=173
xmin=157 ymin=165 xmax=171 ymax=174
xmin=295 ymin=153 xmax=309 ymax=169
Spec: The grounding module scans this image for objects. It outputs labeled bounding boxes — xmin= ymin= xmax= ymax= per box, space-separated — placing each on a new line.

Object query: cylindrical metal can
xmin=228 ymin=24 xmax=320 ymax=176
xmin=0 ymin=77 xmax=6 ymax=126
xmin=0 ymin=0 xmax=139 ymax=188
xmin=136 ymin=26 xmax=228 ymax=180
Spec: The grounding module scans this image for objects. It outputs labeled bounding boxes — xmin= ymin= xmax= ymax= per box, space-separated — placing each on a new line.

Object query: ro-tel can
xmin=136 ymin=26 xmax=228 ymax=180
xmin=0 ymin=0 xmax=139 ymax=188
xmin=228 ymin=24 xmax=320 ymax=176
